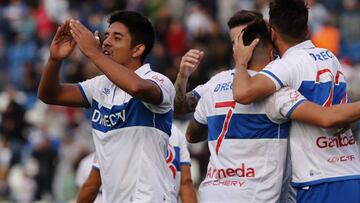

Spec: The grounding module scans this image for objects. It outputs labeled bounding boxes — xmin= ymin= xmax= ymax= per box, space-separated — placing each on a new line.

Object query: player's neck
xmin=248 ymin=53 xmax=270 ymax=72
xmin=248 ymin=61 xmax=268 ymax=72
xmin=126 ymin=60 xmax=143 ymax=72
xmin=277 ymin=39 xmax=305 ymax=56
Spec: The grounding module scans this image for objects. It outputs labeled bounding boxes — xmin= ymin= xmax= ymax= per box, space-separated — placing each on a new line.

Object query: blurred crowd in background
xmin=0 ymin=0 xmax=360 ymax=202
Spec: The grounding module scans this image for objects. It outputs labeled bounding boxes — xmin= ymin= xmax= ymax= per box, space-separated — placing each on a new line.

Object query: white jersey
xmin=78 ymin=64 xmax=177 ymax=203
xmin=194 ymin=69 xmax=305 ymax=203
xmin=75 ymin=153 xmax=98 ymax=187
xmin=260 ymin=40 xmax=360 ymax=187
xmin=192 ymin=70 xmax=229 ymax=98
xmin=76 ymin=153 xmax=102 ymax=203
xmin=166 ymin=125 xmax=191 ymax=197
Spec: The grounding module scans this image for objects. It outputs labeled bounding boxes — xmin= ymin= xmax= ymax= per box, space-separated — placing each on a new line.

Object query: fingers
xmin=182 ymin=61 xmax=198 ymax=69
xmin=94 ymin=30 xmax=100 ymax=46
xmin=69 ymin=20 xmax=81 ymax=40
xmin=183 ymin=49 xmax=204 ymax=61
xmin=53 ymin=21 xmax=72 ymax=44
xmin=235 ymin=31 xmax=259 ymax=49
xmin=182 ymin=49 xmax=204 ymax=66
xmin=53 ymin=26 xmax=62 ymax=42
xmin=249 ymin=38 xmax=260 ymax=49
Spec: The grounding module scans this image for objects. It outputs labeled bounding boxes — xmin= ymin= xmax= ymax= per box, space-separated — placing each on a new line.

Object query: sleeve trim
xmin=92 ymin=165 xmax=100 ymax=171
xmin=77 ymin=83 xmax=91 ymax=108
xmin=193 ymin=116 xmax=207 ymax=126
xmin=180 ymin=161 xmax=191 ymax=166
xmin=191 ymin=90 xmax=201 ymax=99
xmin=146 ymin=79 xmax=164 ymax=105
xmin=260 ymin=70 xmax=285 ymax=88
xmin=286 ymin=99 xmax=307 ymax=118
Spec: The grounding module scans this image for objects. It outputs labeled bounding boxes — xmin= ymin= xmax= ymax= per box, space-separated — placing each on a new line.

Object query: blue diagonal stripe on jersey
xmin=207 ymin=114 xmax=290 ymax=141
xmin=298 ymin=81 xmax=348 ymax=104
xmin=91 ymin=98 xmax=172 ymax=135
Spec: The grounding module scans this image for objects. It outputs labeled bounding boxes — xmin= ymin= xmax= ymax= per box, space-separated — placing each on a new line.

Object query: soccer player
xmin=186 ymin=15 xmax=305 ymax=202
xmin=232 ymin=0 xmax=360 ymax=202
xmin=166 ymin=125 xmax=198 ymax=203
xmin=76 ymin=125 xmax=198 ymax=203
xmin=38 ymin=11 xmax=176 ymax=203
xmin=76 ymin=153 xmax=102 ymax=203
xmin=184 ymin=9 xmax=360 ymax=202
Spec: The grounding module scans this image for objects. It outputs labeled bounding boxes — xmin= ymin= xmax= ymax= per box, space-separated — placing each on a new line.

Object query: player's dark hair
xmin=242 ymin=18 xmax=272 ymax=48
xmin=227 ymin=10 xmax=263 ymax=30
xmin=269 ymin=0 xmax=308 ymax=42
xmin=108 ymin=10 xmax=155 ymax=63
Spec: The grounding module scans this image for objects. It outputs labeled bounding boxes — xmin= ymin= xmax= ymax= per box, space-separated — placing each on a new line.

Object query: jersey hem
xmin=291 ymin=175 xmax=360 ymax=187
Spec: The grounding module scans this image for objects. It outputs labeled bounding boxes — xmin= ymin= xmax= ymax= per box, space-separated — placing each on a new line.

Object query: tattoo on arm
xmin=174 ymin=91 xmax=199 ymax=115
xmin=186 ymin=119 xmax=208 ymax=143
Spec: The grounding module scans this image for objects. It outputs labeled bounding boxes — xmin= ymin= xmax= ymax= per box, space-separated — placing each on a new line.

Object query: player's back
xmin=263 ymin=40 xmax=360 ymax=187
xmin=166 ymin=125 xmax=191 ymax=198
xmin=194 ymin=69 xmax=301 ymax=203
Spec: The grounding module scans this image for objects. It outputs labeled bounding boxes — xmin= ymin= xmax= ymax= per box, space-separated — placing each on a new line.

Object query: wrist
xmin=235 ymin=62 xmax=248 ymax=69
xmin=48 ymin=57 xmax=63 ymax=64
xmin=177 ymin=71 xmax=190 ymax=80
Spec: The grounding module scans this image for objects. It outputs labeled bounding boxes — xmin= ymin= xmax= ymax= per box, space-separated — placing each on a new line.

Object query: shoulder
xmin=170 ymin=125 xmax=183 ymax=143
xmin=145 ymin=70 xmax=174 ymax=88
xmin=208 ymin=69 xmax=233 ymax=83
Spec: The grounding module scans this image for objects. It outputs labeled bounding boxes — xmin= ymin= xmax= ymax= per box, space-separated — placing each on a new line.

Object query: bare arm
xmin=38 ymin=21 xmax=87 ymax=107
xmin=232 ymin=32 xmax=276 ymax=104
xmin=186 ymin=118 xmax=208 ymax=143
xmin=76 ymin=168 xmax=101 ymax=203
xmin=291 ymin=101 xmax=360 ymax=128
xmin=174 ymin=49 xmax=204 ymax=115
xmin=69 ymin=20 xmax=162 ymax=105
xmin=179 ymin=165 xmax=198 ymax=203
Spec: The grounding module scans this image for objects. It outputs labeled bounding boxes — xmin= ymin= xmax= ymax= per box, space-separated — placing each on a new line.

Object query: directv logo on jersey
xmin=92 ymin=109 xmax=126 ymax=127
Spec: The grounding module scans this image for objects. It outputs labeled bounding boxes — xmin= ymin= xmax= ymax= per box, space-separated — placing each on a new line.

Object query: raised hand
xmin=50 ymin=20 xmax=76 ymax=61
xmin=69 ymin=19 xmax=100 ymax=58
xmin=233 ymin=31 xmax=259 ymax=67
xmin=179 ymin=49 xmax=204 ymax=78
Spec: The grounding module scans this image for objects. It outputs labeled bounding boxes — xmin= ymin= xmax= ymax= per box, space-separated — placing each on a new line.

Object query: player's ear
xmin=132 ymin=44 xmax=145 ymax=59
xmin=269 ymin=47 xmax=275 ymax=61
xmin=270 ymin=27 xmax=277 ymax=43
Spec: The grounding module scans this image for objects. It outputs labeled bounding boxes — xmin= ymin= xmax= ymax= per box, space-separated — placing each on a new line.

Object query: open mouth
xmin=103 ymin=50 xmax=111 ymax=55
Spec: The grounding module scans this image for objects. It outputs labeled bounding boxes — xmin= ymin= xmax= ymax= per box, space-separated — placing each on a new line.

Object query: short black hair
xmin=269 ymin=0 xmax=308 ymax=41
xmin=242 ymin=18 xmax=272 ymax=47
xmin=108 ymin=10 xmax=155 ymax=63
xmin=227 ymin=10 xmax=263 ymax=30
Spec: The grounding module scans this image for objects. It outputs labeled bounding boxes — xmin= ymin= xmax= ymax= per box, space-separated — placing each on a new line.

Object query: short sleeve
xmin=143 ymin=72 xmax=175 ymax=114
xmin=265 ymin=87 xmax=307 ymax=123
xmin=192 ymin=84 xmax=205 ymax=99
xmin=75 ymin=153 xmax=95 ymax=187
xmin=77 ymin=76 xmax=102 ymax=108
xmin=258 ymin=59 xmax=293 ymax=91
xmin=92 ymin=153 xmax=100 ymax=170
xmin=193 ymin=95 xmax=208 ymax=125
xmin=192 ymin=70 xmax=229 ymax=98
xmin=172 ymin=126 xmax=191 ymax=166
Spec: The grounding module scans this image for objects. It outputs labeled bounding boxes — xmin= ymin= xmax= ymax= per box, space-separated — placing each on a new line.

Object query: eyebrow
xmin=104 ymin=32 xmax=125 ymax=37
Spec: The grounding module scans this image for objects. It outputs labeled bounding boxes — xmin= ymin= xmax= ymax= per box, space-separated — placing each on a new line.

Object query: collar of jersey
xmin=134 ymin=63 xmax=151 ymax=76
xmin=282 ymin=40 xmax=315 ymax=58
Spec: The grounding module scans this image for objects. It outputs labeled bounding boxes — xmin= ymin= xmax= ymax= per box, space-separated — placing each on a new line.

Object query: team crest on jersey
xmin=102 ymin=87 xmax=111 ymax=96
